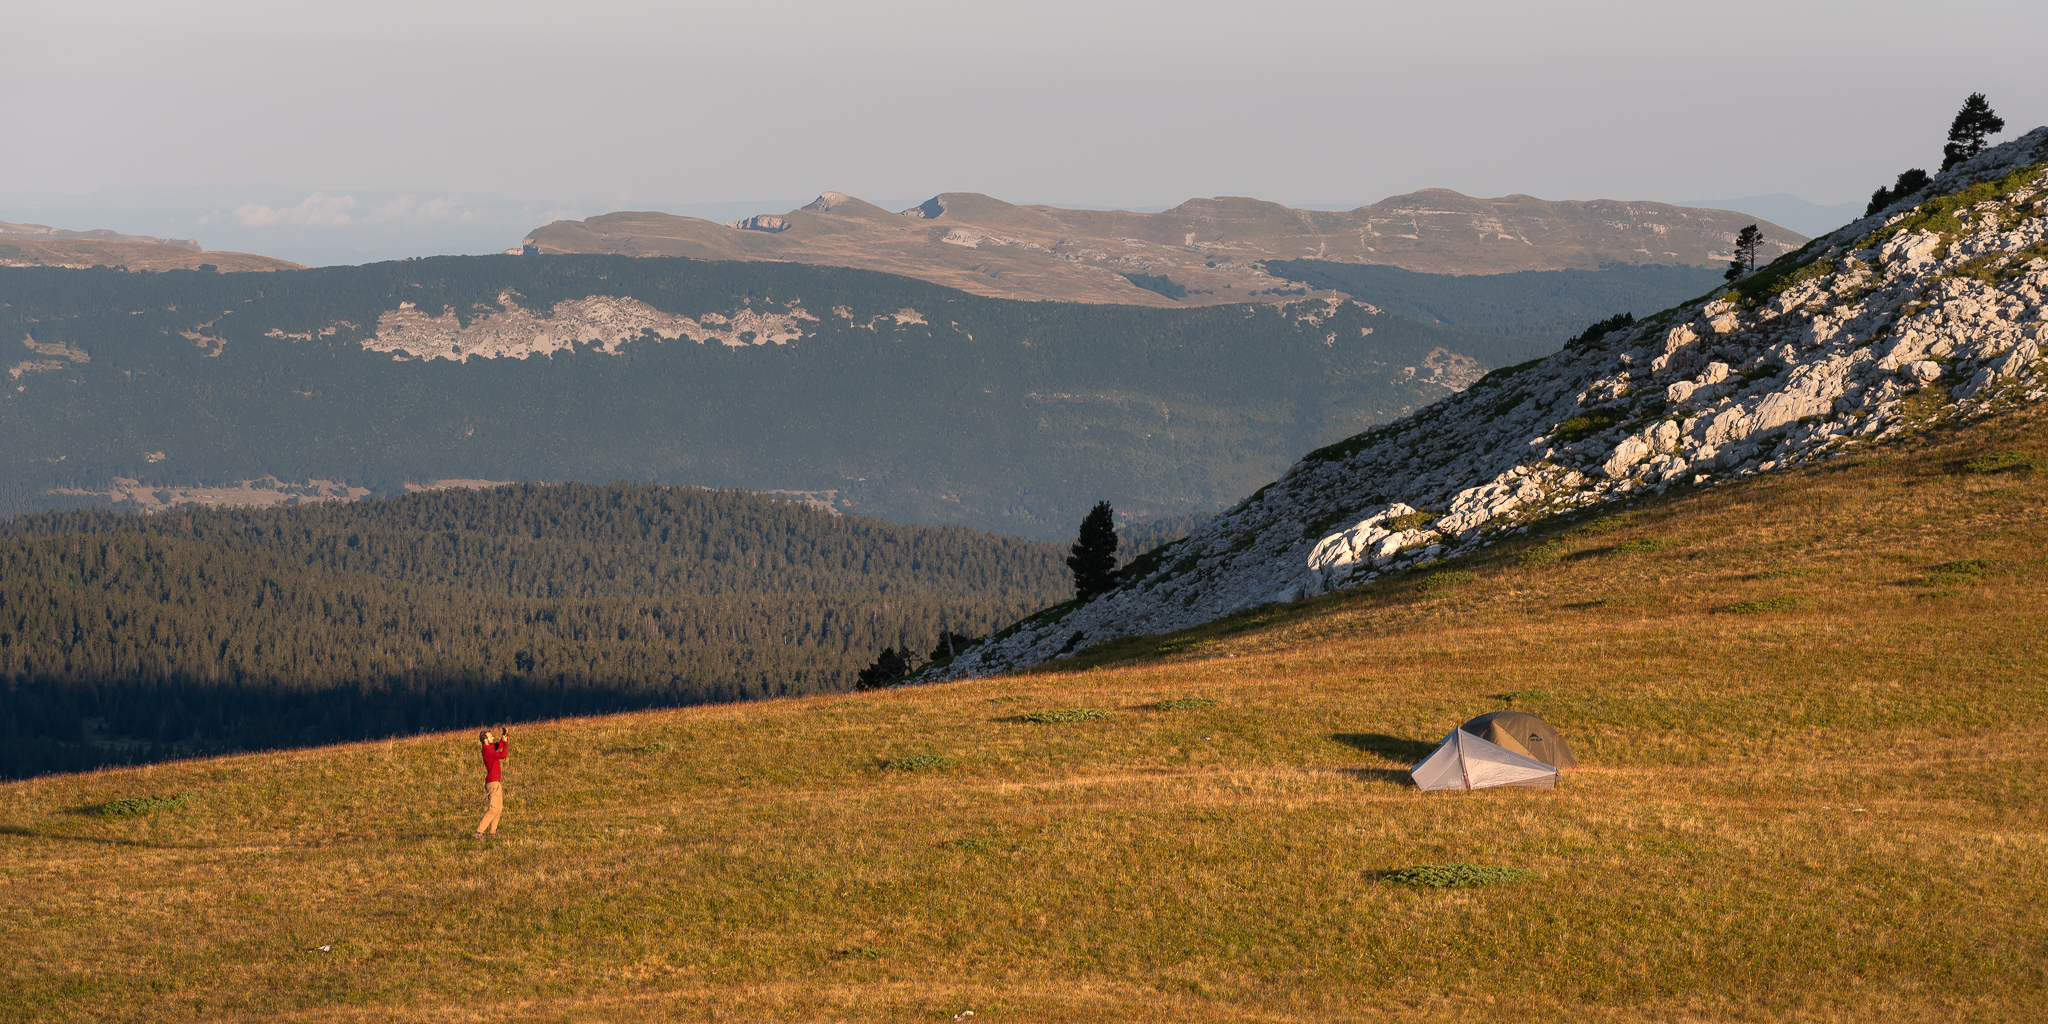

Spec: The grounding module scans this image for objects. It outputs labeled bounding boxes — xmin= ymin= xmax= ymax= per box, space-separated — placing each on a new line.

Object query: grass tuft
xmin=937 ymin=837 xmax=1003 ymax=852
xmin=879 ymin=754 xmax=957 ymax=772
xmin=1381 ymin=864 xmax=1535 ymax=889
xmin=1153 ymin=697 xmax=1219 ymax=711
xmin=1725 ymin=596 xmax=1799 ymax=613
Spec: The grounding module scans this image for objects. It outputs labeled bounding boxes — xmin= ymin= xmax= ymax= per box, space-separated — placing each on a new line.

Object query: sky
xmin=5 ymin=0 xmax=2045 ymax=262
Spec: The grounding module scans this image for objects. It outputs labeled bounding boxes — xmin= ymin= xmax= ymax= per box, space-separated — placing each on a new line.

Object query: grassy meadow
xmin=3 ymin=407 xmax=2046 ymax=1022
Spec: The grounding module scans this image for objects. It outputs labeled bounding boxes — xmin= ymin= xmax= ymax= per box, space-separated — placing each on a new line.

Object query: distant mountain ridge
xmin=0 ymin=220 xmax=302 ymax=273
xmin=524 ymin=190 xmax=1807 ymax=306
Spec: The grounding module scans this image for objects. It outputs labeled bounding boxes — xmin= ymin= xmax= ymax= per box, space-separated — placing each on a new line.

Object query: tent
xmin=1410 ymin=728 xmax=1560 ymax=791
xmin=1459 ymin=711 xmax=1578 ymax=770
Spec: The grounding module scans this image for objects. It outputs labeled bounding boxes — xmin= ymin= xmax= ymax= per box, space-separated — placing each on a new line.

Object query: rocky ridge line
xmin=940 ymin=127 xmax=2048 ymax=677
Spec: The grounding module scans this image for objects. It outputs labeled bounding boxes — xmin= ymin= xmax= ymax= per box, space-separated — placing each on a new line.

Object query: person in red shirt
xmin=474 ymin=726 xmax=511 ymax=838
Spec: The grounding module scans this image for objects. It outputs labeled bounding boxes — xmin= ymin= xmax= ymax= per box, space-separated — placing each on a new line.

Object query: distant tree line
xmin=0 ymin=483 xmax=1070 ymax=778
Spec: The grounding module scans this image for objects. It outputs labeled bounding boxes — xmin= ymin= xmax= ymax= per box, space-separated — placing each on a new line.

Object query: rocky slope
xmin=944 ymin=127 xmax=2048 ymax=675
xmin=523 ymin=190 xmax=1804 ymax=307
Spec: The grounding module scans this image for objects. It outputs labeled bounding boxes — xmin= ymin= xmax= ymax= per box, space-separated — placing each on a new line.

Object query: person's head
xmin=480 ymin=729 xmax=496 ymax=744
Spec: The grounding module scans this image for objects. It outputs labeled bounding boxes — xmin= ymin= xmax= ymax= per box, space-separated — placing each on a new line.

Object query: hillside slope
xmin=949 ymin=127 xmax=2048 ymax=674
xmin=1 ymin=258 xmax=1515 ymax=536
xmin=0 ymin=221 xmax=302 ymax=272
xmin=4 ymin=396 xmax=2044 ymax=1022
xmin=525 ymin=190 xmax=1804 ymax=306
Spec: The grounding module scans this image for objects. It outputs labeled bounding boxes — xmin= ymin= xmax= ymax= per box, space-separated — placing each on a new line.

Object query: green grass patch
xmin=937 ymin=838 xmax=1003 ymax=853
xmin=1154 ymin=697 xmax=1219 ymax=711
xmin=1575 ymin=513 xmax=1638 ymax=536
xmin=985 ymin=695 xmax=1035 ymax=704
xmin=1924 ymin=560 xmax=1990 ymax=587
xmin=1965 ymin=451 xmax=2043 ymax=474
xmin=1416 ymin=571 xmax=1477 ymax=593
xmin=879 ymin=754 xmax=957 ymax=772
xmin=95 ymin=794 xmax=189 ymax=819
xmin=1381 ymin=864 xmax=1535 ymax=889
xmin=1611 ymin=538 xmax=1673 ymax=555
xmin=1754 ymin=567 xmax=1814 ymax=579
xmin=1519 ymin=540 xmax=1570 ymax=568
xmin=1725 ymin=596 xmax=1799 ymax=613
xmin=1017 ymin=708 xmax=1111 ymax=724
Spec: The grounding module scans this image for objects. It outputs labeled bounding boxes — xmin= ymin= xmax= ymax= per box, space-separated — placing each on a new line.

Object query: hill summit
xmin=522 ymin=190 xmax=1805 ymax=306
xmin=948 ymin=126 xmax=2048 ymax=674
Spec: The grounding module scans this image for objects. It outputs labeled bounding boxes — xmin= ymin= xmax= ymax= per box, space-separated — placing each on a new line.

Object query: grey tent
xmin=1410 ymin=728 xmax=1560 ymax=791
xmin=1460 ymin=711 xmax=1577 ymax=769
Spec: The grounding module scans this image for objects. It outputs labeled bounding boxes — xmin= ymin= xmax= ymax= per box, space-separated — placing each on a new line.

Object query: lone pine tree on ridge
xmin=1942 ymin=93 xmax=2005 ymax=171
xmin=1067 ymin=501 xmax=1119 ymax=601
xmin=1724 ymin=224 xmax=1763 ymax=282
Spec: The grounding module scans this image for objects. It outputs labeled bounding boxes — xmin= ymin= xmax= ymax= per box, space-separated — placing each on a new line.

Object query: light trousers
xmin=477 ymin=781 xmax=504 ymax=834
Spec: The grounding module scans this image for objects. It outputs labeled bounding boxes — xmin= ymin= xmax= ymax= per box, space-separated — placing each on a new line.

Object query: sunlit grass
xmin=4 ymin=407 xmax=2046 ymax=1021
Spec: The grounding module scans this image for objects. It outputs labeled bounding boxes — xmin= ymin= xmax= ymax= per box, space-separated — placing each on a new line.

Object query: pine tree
xmin=1864 ymin=168 xmax=1932 ymax=218
xmin=1724 ymin=225 xmax=1762 ymax=282
xmin=1941 ymin=93 xmax=2004 ymax=171
xmin=1066 ymin=500 xmax=1119 ymax=601
xmin=856 ymin=648 xmax=912 ymax=690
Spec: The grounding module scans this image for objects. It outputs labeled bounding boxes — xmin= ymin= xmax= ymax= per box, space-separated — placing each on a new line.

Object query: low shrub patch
xmin=1154 ymin=697 xmax=1219 ymax=711
xmin=1551 ymin=411 xmax=1618 ymax=442
xmin=1384 ymin=510 xmax=1442 ymax=531
xmin=1965 ymin=451 xmax=2042 ymax=474
xmin=96 ymin=794 xmax=189 ymax=819
xmin=880 ymin=754 xmax=957 ymax=772
xmin=1924 ymin=560 xmax=1990 ymax=587
xmin=1382 ymin=864 xmax=1534 ymax=888
xmin=985 ymin=695 xmax=1034 ymax=704
xmin=1018 ymin=708 xmax=1110 ymax=724
xmin=1754 ymin=567 xmax=1814 ymax=579
xmin=1519 ymin=540 xmax=1570 ymax=567
xmin=1726 ymin=596 xmax=1799 ymax=613
xmin=1416 ymin=571 xmax=1477 ymax=593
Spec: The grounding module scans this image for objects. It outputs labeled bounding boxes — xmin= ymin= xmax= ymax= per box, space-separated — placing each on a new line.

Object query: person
xmin=474 ymin=725 xmax=511 ymax=838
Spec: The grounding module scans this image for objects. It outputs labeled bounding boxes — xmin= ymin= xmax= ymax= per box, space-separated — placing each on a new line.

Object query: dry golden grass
xmin=4 ymin=408 xmax=2046 ymax=1023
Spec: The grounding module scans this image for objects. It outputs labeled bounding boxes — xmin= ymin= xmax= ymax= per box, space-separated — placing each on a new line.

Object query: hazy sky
xmin=7 ymin=0 xmax=2046 ymax=214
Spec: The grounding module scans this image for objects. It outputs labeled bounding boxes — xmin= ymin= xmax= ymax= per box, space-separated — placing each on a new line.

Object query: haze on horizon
xmin=6 ymin=0 xmax=2045 ymax=264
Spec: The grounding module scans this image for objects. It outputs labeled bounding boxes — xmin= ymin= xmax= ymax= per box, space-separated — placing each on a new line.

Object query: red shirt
xmin=481 ymin=740 xmax=509 ymax=782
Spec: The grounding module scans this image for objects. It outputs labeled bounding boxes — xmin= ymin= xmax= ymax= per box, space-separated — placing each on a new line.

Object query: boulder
xmin=1601 ymin=436 xmax=1652 ymax=478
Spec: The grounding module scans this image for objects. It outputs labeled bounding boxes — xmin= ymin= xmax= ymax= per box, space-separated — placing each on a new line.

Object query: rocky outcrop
xmin=942 ymin=127 xmax=2048 ymax=677
xmin=358 ymin=292 xmax=820 ymax=362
